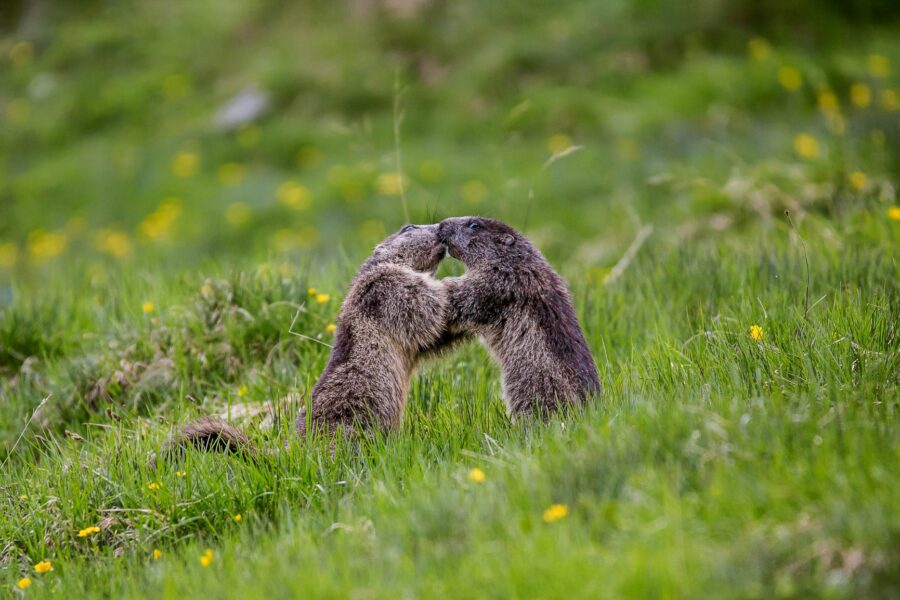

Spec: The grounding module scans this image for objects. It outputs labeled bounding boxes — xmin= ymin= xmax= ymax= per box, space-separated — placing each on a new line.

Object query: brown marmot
xmin=158 ymin=224 xmax=454 ymax=461
xmin=295 ymin=223 xmax=453 ymax=437
xmin=437 ymin=216 xmax=601 ymax=419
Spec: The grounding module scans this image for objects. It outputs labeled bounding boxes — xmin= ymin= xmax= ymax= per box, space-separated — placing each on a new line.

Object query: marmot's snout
xmin=437 ymin=218 xmax=468 ymax=259
xmin=436 ymin=221 xmax=450 ymax=244
xmin=437 ymin=222 xmax=456 ymax=260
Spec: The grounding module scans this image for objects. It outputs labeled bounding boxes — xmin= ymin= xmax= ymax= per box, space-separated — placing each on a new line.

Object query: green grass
xmin=1 ymin=0 xmax=899 ymax=597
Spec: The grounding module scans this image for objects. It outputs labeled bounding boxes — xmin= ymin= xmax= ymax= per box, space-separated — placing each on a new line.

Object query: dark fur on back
xmin=437 ymin=216 xmax=601 ymax=418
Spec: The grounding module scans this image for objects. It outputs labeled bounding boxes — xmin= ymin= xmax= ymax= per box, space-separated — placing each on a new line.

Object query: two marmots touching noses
xmin=161 ymin=216 xmax=601 ymax=460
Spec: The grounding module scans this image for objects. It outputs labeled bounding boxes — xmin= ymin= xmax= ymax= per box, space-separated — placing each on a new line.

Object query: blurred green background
xmin=1 ymin=0 xmax=897 ymax=288
xmin=1 ymin=3 xmax=899 ymax=597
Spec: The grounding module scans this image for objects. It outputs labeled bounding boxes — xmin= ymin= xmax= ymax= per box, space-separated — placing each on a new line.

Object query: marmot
xmin=295 ymin=223 xmax=452 ymax=437
xmin=437 ymin=216 xmax=601 ymax=419
xmin=158 ymin=224 xmax=454 ymax=461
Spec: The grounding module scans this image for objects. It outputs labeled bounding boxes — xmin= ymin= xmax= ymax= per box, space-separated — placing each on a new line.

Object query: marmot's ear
xmin=498 ymin=234 xmax=515 ymax=246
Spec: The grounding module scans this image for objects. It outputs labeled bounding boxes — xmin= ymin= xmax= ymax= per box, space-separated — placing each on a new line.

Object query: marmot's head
xmin=437 ymin=216 xmax=532 ymax=268
xmin=369 ymin=224 xmax=446 ymax=274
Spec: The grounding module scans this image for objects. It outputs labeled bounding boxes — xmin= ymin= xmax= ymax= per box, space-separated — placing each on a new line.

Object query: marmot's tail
xmin=152 ymin=416 xmax=256 ymax=467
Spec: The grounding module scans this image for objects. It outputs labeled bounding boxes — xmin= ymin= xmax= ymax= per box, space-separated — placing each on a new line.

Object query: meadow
xmin=1 ymin=1 xmax=898 ymax=597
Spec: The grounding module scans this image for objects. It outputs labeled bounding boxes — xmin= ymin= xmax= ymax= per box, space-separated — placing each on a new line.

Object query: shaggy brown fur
xmin=295 ymin=223 xmax=453 ymax=436
xmin=154 ymin=416 xmax=255 ymax=466
xmin=157 ymin=224 xmax=454 ymax=461
xmin=437 ymin=216 xmax=601 ymax=419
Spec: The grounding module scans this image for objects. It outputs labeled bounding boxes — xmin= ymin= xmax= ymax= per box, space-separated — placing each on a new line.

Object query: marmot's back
xmin=438 ymin=216 xmax=601 ymax=419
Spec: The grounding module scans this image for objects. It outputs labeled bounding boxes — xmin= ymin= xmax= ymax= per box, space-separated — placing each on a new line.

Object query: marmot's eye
xmin=400 ymin=225 xmax=416 ymax=234
xmin=467 ymin=220 xmax=480 ymax=231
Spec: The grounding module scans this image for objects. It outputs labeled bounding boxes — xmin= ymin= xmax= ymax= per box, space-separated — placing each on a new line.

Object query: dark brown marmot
xmin=157 ymin=224 xmax=453 ymax=461
xmin=437 ymin=216 xmax=601 ymax=419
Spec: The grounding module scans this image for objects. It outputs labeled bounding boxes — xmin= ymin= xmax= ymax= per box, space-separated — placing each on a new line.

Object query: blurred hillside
xmin=1 ymin=0 xmax=898 ymax=285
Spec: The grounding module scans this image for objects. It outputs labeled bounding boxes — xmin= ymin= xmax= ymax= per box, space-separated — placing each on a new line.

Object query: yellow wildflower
xmin=0 ymin=242 xmax=17 ymax=268
xmin=468 ymin=468 xmax=486 ymax=484
xmin=326 ymin=323 xmax=337 ymax=334
xmin=376 ymin=172 xmax=405 ymax=196
xmin=237 ymin=385 xmax=247 ymax=397
xmin=94 ymin=228 xmax=131 ymax=258
xmin=272 ymin=229 xmax=307 ymax=251
xmin=308 ymin=287 xmax=317 ymax=296
xmin=224 ymin=202 xmax=251 ymax=226
xmin=817 ymin=90 xmax=839 ymax=116
xmin=867 ymin=54 xmax=890 ymax=78
xmin=217 ymin=162 xmax=245 ymax=186
xmin=176 ymin=471 xmax=186 ymax=478
xmin=65 ymin=216 xmax=87 ymax=234
xmin=793 ymin=133 xmax=820 ymax=159
xmin=17 ymin=577 xmax=32 ymax=590
xmin=152 ymin=549 xmax=162 ymax=560
xmin=542 ymin=503 xmax=569 ymax=523
xmin=233 ymin=514 xmax=242 ymax=523
xmin=236 ymin=125 xmax=260 ymax=147
xmin=849 ymin=171 xmax=867 ymax=191
xmin=138 ymin=197 xmax=182 ymax=240
xmin=850 ymin=83 xmax=871 ymax=108
xmin=142 ymin=301 xmax=154 ymax=315
xmin=199 ymin=549 xmax=214 ymax=567
xmin=825 ymin=114 xmax=845 ymax=136
xmin=161 ymin=74 xmax=189 ymax=99
xmin=462 ymin=180 xmax=487 ymax=205
xmin=27 ymin=229 xmax=67 ymax=260
xmin=546 ymin=133 xmax=573 ymax=155
xmin=171 ymin=151 xmax=199 ymax=178
xmin=296 ymin=146 xmax=322 ymax=169
xmin=888 ymin=207 xmax=900 ymax=221
xmin=749 ymin=325 xmax=764 ymax=342
xmin=315 ymin=293 xmax=330 ymax=303
xmin=747 ymin=37 xmax=770 ymax=61
xmin=777 ymin=66 xmax=802 ymax=91
xmin=9 ymin=41 xmax=34 ymax=67
xmin=147 ymin=482 xmax=160 ymax=491
xmin=880 ymin=89 xmax=899 ymax=112
xmin=33 ymin=561 xmax=52 ymax=574
xmin=77 ymin=526 xmax=101 ymax=538
xmin=276 ymin=181 xmax=311 ymax=210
